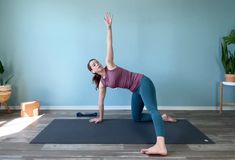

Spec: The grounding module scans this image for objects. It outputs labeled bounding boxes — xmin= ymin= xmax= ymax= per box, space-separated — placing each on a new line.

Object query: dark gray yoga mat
xmin=30 ymin=119 xmax=214 ymax=144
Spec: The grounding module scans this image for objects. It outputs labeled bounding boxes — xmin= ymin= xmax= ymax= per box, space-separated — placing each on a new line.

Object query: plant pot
xmin=0 ymin=85 xmax=12 ymax=103
xmin=0 ymin=85 xmax=12 ymax=92
xmin=224 ymin=74 xmax=235 ymax=82
xmin=0 ymin=91 xmax=12 ymax=103
xmin=0 ymin=85 xmax=12 ymax=113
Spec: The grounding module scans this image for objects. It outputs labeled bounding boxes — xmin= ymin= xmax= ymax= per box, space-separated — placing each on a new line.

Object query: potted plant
xmin=221 ymin=30 xmax=235 ymax=82
xmin=0 ymin=59 xmax=13 ymax=113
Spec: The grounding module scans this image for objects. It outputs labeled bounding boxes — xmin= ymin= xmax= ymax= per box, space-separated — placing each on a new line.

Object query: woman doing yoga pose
xmin=87 ymin=13 xmax=176 ymax=155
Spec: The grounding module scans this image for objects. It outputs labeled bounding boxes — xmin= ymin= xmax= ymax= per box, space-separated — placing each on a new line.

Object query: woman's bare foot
xmin=140 ymin=143 xmax=167 ymax=155
xmin=140 ymin=137 xmax=167 ymax=155
xmin=162 ymin=113 xmax=177 ymax=122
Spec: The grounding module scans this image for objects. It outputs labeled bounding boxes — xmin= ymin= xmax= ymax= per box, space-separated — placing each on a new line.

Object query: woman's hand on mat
xmin=104 ymin=12 xmax=112 ymax=27
xmin=89 ymin=117 xmax=103 ymax=124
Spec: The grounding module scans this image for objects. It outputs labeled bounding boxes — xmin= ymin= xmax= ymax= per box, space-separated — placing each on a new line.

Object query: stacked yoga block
xmin=20 ymin=100 xmax=40 ymax=117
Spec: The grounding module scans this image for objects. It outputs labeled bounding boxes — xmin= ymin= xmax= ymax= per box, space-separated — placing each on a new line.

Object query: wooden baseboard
xmin=4 ymin=105 xmax=235 ymax=110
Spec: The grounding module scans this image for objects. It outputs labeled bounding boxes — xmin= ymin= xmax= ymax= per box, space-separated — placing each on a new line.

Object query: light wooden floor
xmin=0 ymin=110 xmax=235 ymax=160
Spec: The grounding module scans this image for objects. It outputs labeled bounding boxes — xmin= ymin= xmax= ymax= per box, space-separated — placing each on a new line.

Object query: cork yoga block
xmin=20 ymin=101 xmax=40 ymax=117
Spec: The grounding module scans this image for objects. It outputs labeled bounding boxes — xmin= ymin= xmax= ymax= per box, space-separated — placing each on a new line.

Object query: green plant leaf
xmin=0 ymin=77 xmax=3 ymax=85
xmin=221 ymin=43 xmax=230 ymax=73
xmin=230 ymin=30 xmax=235 ymax=37
xmin=0 ymin=60 xmax=14 ymax=85
xmin=0 ymin=60 xmax=4 ymax=74
xmin=224 ymin=36 xmax=235 ymax=45
xmin=4 ymin=75 xmax=14 ymax=85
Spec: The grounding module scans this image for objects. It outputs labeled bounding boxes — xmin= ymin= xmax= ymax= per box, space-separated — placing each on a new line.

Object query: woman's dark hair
xmin=87 ymin=59 xmax=101 ymax=90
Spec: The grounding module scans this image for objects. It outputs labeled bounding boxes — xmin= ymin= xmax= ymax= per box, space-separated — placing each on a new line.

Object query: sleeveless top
xmin=100 ymin=66 xmax=144 ymax=92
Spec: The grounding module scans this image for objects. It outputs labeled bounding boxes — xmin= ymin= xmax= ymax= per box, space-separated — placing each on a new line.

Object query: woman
xmin=87 ymin=13 xmax=175 ymax=155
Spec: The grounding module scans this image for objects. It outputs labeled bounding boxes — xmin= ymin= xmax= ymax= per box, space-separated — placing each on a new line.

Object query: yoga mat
xmin=30 ymin=119 xmax=214 ymax=144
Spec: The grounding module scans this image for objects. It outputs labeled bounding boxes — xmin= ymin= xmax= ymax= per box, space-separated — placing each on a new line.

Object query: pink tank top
xmin=100 ymin=66 xmax=143 ymax=92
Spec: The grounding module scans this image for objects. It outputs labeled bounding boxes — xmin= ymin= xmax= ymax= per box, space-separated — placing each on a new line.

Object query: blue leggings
xmin=131 ymin=76 xmax=165 ymax=137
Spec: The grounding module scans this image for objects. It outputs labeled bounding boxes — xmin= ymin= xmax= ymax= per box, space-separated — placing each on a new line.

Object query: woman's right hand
xmin=104 ymin=12 xmax=112 ymax=28
xmin=89 ymin=117 xmax=103 ymax=124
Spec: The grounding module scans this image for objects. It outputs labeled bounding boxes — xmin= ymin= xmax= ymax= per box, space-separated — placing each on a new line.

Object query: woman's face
xmin=89 ymin=59 xmax=104 ymax=73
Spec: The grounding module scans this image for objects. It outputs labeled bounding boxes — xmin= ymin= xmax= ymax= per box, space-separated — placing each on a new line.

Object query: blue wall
xmin=0 ymin=0 xmax=235 ymax=107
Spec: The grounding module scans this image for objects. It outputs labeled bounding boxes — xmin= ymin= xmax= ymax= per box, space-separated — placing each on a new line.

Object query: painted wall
xmin=0 ymin=0 xmax=235 ymax=108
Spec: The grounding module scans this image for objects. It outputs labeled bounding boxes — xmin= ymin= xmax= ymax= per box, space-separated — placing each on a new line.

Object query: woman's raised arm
xmin=104 ymin=12 xmax=116 ymax=70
